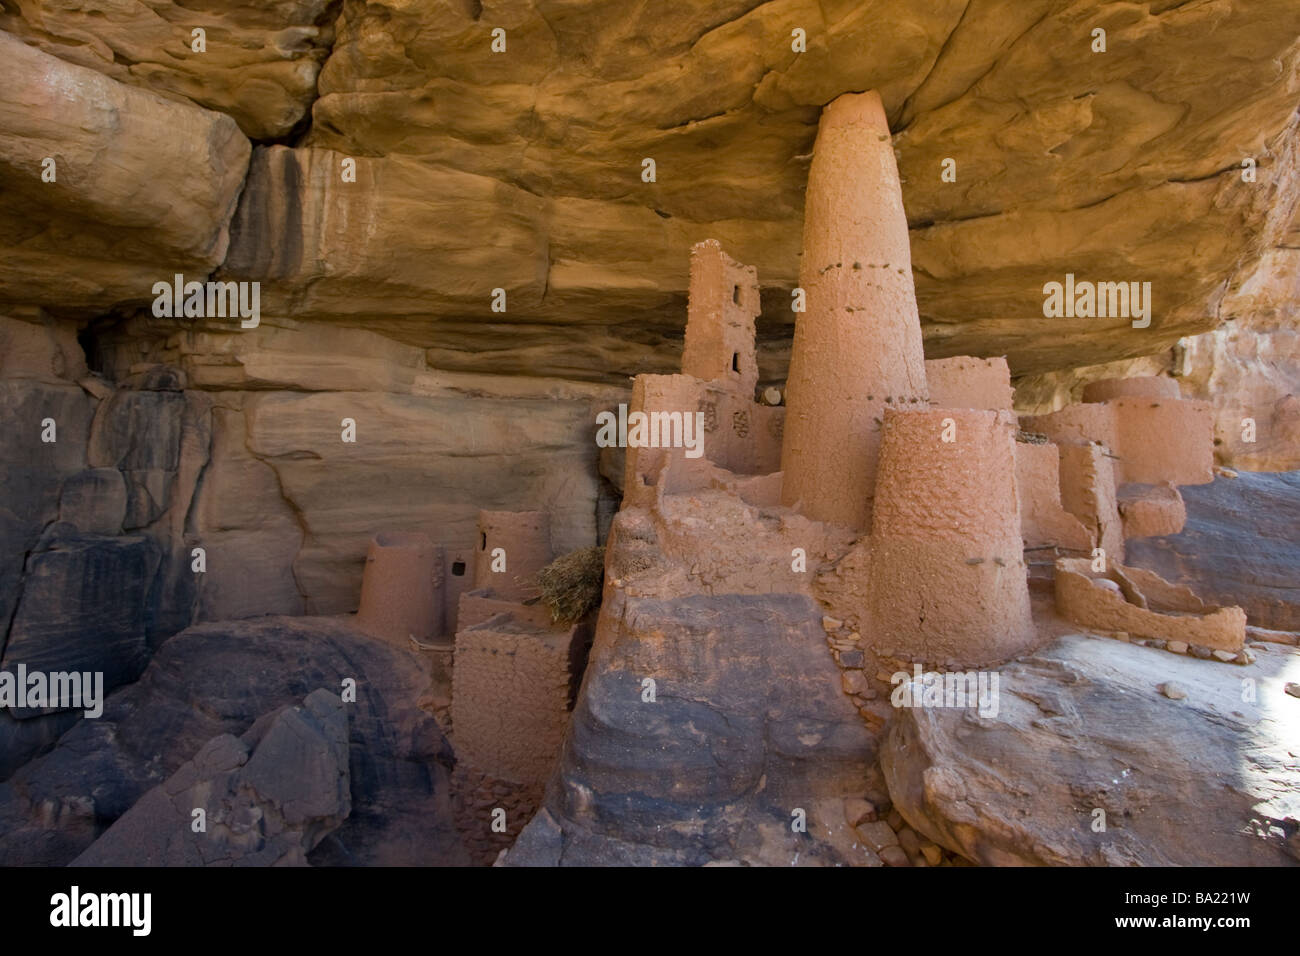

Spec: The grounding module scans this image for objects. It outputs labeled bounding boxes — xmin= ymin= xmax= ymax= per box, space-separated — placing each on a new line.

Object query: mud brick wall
xmin=449 ymin=613 xmax=583 ymax=864
xmin=451 ymin=615 xmax=579 ymax=784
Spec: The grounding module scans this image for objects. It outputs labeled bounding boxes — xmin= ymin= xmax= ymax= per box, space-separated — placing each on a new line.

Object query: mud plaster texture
xmin=473 ymin=510 xmax=552 ymax=603
xmin=1118 ymin=482 xmax=1188 ymax=539
xmin=865 ymin=407 xmax=1037 ymax=665
xmin=1058 ymin=442 xmax=1126 ymax=562
xmin=355 ymin=531 xmax=441 ymax=645
xmin=450 ymin=612 xmax=588 ymax=865
xmin=1023 ymin=395 xmax=1215 ymax=487
xmin=1055 ymin=558 xmax=1246 ymax=652
xmin=1016 ymin=441 xmax=1093 ymax=552
xmin=781 ymin=90 xmax=929 ymax=531
xmin=682 ymin=239 xmax=760 ymax=399
xmin=926 ymin=356 xmax=1015 ymax=411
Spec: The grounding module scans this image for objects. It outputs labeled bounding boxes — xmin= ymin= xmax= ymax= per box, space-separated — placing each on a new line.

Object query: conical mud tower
xmin=780 ymin=90 xmax=929 ymax=531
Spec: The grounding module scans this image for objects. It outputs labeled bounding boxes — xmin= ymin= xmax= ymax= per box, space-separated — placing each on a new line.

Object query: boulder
xmin=0 ymin=32 xmax=250 ymax=314
xmin=0 ymin=0 xmax=335 ymax=140
xmin=1125 ymin=471 xmax=1300 ymax=630
xmin=0 ymin=616 xmax=469 ymax=866
xmin=505 ymin=589 xmax=878 ymax=866
xmin=0 ymin=709 xmax=82 ymax=783
xmin=882 ymin=634 xmax=1300 ymax=866
xmin=72 ymin=689 xmax=351 ymax=866
xmin=2 ymin=532 xmax=161 ymax=715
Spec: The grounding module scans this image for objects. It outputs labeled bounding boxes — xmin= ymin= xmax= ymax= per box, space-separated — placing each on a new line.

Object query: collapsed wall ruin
xmin=621 ymin=240 xmax=783 ymax=511
xmin=355 ymin=505 xmax=591 ymax=865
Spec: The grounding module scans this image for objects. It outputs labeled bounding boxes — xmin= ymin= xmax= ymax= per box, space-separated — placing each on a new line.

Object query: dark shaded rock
xmin=141 ymin=389 xmax=211 ymax=646
xmin=0 ymin=507 xmax=29 ymax=653
xmin=2 ymin=532 xmax=160 ymax=715
xmin=142 ymin=546 xmax=199 ymax=653
xmin=120 ymin=364 xmax=187 ymax=392
xmin=0 ymin=708 xmax=81 ymax=782
xmin=505 ymin=589 xmax=877 ymax=866
xmin=0 ymin=616 xmax=468 ymax=866
xmin=73 ymin=688 xmax=351 ymax=866
xmin=1125 ymin=471 xmax=1300 ymax=630
xmin=57 ymin=468 xmax=126 ymax=535
xmin=0 ymin=382 xmax=96 ymax=521
xmin=0 ymin=382 xmax=98 ymax=632
xmin=87 ymin=389 xmax=186 ymax=529
xmin=882 ymin=634 xmax=1300 ymax=866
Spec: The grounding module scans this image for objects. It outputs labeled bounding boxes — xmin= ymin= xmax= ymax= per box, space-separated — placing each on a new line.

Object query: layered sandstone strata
xmin=3 ymin=3 xmax=1300 ymax=381
xmin=0 ymin=33 xmax=250 ymax=313
xmin=0 ymin=0 xmax=335 ymax=139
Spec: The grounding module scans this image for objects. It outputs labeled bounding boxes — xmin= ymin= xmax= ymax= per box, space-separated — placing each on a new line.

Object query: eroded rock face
xmin=0 ymin=33 xmax=250 ymax=313
xmin=0 ymin=617 xmax=468 ymax=866
xmin=72 ymin=688 xmax=351 ymax=867
xmin=1125 ymin=471 xmax=1300 ymax=631
xmin=0 ymin=0 xmax=338 ymax=140
xmin=5 ymin=3 xmax=1294 ymax=378
xmin=504 ymin=519 xmax=879 ymax=867
xmin=292 ymin=0 xmax=1300 ymax=377
xmin=1177 ymin=239 xmax=1300 ymax=471
xmin=1013 ymin=106 xmax=1300 ymax=473
xmin=312 ymin=1 xmax=1300 ymax=377
xmin=882 ymin=634 xmax=1300 ymax=866
xmin=2 ymin=531 xmax=161 ymax=707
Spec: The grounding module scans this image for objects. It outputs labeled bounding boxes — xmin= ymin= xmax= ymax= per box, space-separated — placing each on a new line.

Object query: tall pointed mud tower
xmin=780 ymin=91 xmax=929 ymax=531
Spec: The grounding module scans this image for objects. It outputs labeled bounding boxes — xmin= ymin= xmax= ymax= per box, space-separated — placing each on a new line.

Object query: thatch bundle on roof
xmin=536 ymin=545 xmax=606 ymax=625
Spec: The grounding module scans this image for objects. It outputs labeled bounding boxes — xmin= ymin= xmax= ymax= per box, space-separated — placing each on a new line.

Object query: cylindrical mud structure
xmin=780 ymin=89 xmax=929 ymax=531
xmin=865 ymin=408 xmax=1037 ymax=665
xmin=1081 ymin=376 xmax=1181 ymax=402
xmin=474 ymin=510 xmax=552 ymax=602
xmin=356 ymin=531 xmax=441 ymax=644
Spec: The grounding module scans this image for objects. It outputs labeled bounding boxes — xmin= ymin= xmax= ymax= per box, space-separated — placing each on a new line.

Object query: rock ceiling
xmin=3 ymin=0 xmax=1299 ymax=382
